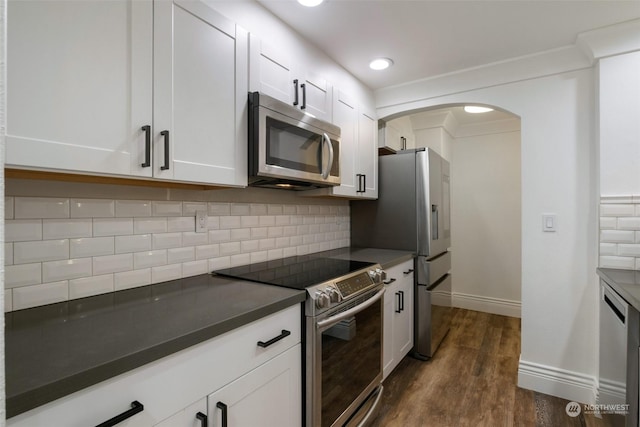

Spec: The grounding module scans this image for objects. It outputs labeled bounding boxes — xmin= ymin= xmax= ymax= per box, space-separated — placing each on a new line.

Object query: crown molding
xmin=577 ymin=18 xmax=640 ymax=62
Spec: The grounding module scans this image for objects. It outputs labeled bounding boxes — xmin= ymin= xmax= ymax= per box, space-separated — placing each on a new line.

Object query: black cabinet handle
xmin=257 ymin=329 xmax=291 ymax=348
xmin=355 ymin=174 xmax=362 ymax=193
xmin=95 ymin=401 xmax=144 ymax=427
xmin=301 ymin=83 xmax=306 ymax=109
xmin=160 ymin=130 xmax=170 ymax=170
xmin=196 ymin=411 xmax=207 ymax=427
xmin=395 ymin=292 xmax=401 ymax=313
xmin=362 ymin=174 xmax=366 ymax=192
xmin=403 ymin=269 xmax=414 ymax=275
xmin=293 ymin=79 xmax=299 ymax=106
xmin=383 ymin=278 xmax=396 ymax=285
xmin=399 ymin=290 xmax=404 ymax=312
xmin=141 ymin=125 xmax=151 ymax=168
xmin=401 ymin=136 xmax=407 ymax=150
xmin=217 ymin=402 xmax=228 ymax=427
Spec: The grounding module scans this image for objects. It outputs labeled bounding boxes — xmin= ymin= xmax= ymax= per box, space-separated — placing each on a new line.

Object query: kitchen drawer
xmin=384 ymin=259 xmax=414 ymax=285
xmin=7 ymin=304 xmax=302 ymax=427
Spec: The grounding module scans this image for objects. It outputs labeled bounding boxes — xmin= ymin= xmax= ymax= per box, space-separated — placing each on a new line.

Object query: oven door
xmin=307 ymin=287 xmax=384 ymax=427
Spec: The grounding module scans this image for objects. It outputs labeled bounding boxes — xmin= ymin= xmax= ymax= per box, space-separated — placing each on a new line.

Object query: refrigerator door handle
xmin=431 ymin=204 xmax=439 ymax=240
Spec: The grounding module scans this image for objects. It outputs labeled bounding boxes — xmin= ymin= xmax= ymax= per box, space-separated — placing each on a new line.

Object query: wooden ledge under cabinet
xmin=4 ymin=168 xmax=230 ymax=191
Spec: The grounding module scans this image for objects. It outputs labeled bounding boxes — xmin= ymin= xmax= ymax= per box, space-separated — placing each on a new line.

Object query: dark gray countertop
xmin=597 ymin=268 xmax=640 ymax=312
xmin=5 ymin=274 xmax=305 ymax=418
xmin=322 ymin=247 xmax=415 ymax=269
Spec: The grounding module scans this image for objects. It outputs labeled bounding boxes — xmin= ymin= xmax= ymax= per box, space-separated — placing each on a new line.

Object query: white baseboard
xmin=518 ymin=358 xmax=598 ymax=405
xmin=452 ymin=292 xmax=521 ymax=318
xmin=597 ymin=377 xmax=626 ymax=405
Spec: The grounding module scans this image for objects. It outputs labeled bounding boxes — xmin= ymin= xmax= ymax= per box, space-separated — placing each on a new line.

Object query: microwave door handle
xmin=321 ymin=133 xmax=334 ymax=179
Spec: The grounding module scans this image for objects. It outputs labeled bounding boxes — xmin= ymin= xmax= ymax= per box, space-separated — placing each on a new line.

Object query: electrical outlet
xmin=196 ymin=210 xmax=207 ymax=233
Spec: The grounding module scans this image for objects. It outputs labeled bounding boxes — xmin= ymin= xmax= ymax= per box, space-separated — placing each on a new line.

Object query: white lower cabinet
xmin=7 ymin=305 xmax=301 ymax=427
xmin=207 ymin=344 xmax=301 ymax=427
xmin=383 ymin=260 xmax=414 ymax=380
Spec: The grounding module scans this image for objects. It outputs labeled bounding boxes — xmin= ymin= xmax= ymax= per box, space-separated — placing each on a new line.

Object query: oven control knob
xmin=368 ymin=270 xmax=379 ymax=282
xmin=326 ymin=286 xmax=342 ymax=303
xmin=315 ymin=291 xmax=330 ymax=309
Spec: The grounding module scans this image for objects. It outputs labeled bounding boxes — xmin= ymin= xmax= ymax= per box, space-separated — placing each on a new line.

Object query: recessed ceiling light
xmin=464 ymin=106 xmax=494 ymax=114
xmin=297 ymin=0 xmax=323 ymax=6
xmin=369 ymin=58 xmax=393 ymax=71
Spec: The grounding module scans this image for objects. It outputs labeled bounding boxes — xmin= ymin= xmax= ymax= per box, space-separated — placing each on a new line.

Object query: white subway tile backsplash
xmin=43 ymin=219 xmax=92 ymax=240
xmin=6 ymin=263 xmax=42 ymax=288
xmin=94 ymin=218 xmax=134 ymax=237
xmin=69 ymin=274 xmax=114 ymax=299
xmin=71 ymin=199 xmax=115 ymax=218
xmin=183 ymin=202 xmax=207 ymax=216
xmin=5 ymin=289 xmax=12 ymax=313
xmin=114 ymin=269 xmax=151 ymax=291
xmin=115 ymin=234 xmax=152 ymax=254
xmin=208 ymin=203 xmax=230 ymax=216
xmin=14 ymin=239 xmax=69 ymax=264
xmin=618 ymin=244 xmax=640 ymax=257
xmin=152 ymin=201 xmax=182 ymax=217
xmin=152 ymin=264 xmax=182 ymax=283
xmin=182 ymin=232 xmax=209 ymax=247
xmin=5 ymin=243 xmax=13 ymax=265
xmin=600 ymin=256 xmax=636 ymax=270
xmin=116 ymin=200 xmax=152 ymax=217
xmin=220 ymin=216 xmax=241 ymax=229
xmin=231 ymin=203 xmax=251 ymax=216
xmin=2 ymin=194 xmax=349 ymax=310
xmin=134 ymin=218 xmax=167 ymax=234
xmin=601 ymin=196 xmax=633 ymax=204
xmin=182 ymin=260 xmax=208 ymax=277
xmin=15 ymin=197 xmax=69 ymax=219
xmin=43 ymin=258 xmax=92 ymax=283
xmin=168 ymin=217 xmax=195 ymax=233
xmin=13 ymin=281 xmax=68 ymax=310
xmin=152 ymin=233 xmax=182 ymax=250
xmin=93 ymin=254 xmax=134 ymax=275
xmin=601 ymin=204 xmax=635 ymax=217
xmin=5 ymin=197 xmax=14 ymax=219
xmin=70 ymin=237 xmax=114 ymax=258
xmin=168 ymin=247 xmax=195 ymax=264
xmin=6 ymin=220 xmax=42 ymax=242
xmin=134 ymin=250 xmax=167 ymax=269
xmin=601 ymin=230 xmax=636 ymax=244
xmin=618 ymin=217 xmax=640 ymax=230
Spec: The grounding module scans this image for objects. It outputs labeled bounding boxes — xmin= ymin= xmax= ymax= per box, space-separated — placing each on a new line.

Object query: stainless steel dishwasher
xmin=599 ymin=279 xmax=628 ymax=405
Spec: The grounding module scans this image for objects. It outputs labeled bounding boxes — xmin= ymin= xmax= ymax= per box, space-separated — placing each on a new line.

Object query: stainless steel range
xmin=214 ymin=255 xmax=385 ymax=427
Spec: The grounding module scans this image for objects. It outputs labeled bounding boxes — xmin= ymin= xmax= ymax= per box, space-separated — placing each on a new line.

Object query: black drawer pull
xmin=196 ymin=411 xmax=207 ymax=427
xmin=257 ymin=329 xmax=291 ymax=348
xmin=403 ymin=269 xmax=414 ymax=275
xmin=395 ymin=292 xmax=401 ymax=313
xmin=399 ymin=290 xmax=405 ymax=312
xmin=217 ymin=402 xmax=228 ymax=427
xmin=141 ymin=125 xmax=151 ymax=167
xmin=160 ymin=130 xmax=170 ymax=170
xmin=383 ymin=278 xmax=396 ymax=285
xmin=95 ymin=401 xmax=144 ymax=427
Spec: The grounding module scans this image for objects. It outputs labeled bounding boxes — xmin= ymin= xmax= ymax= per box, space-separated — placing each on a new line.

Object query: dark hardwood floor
xmin=372 ymin=308 xmax=624 ymax=427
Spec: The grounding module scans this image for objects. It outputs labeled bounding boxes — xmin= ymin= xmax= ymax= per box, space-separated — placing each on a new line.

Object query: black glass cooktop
xmin=213 ymin=256 xmax=375 ymax=290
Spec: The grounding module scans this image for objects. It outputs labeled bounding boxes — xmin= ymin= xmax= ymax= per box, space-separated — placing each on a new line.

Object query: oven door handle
xmin=317 ymin=288 xmax=385 ymax=330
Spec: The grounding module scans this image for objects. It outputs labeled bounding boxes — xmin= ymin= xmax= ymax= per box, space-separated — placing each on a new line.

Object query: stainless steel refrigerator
xmin=351 ymin=148 xmax=452 ymax=359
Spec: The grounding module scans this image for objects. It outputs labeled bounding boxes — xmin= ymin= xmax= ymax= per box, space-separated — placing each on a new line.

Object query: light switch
xmin=542 ymin=214 xmax=557 ymax=232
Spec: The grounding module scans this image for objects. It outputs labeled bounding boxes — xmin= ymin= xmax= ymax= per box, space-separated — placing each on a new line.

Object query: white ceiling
xmin=257 ymin=0 xmax=640 ymax=90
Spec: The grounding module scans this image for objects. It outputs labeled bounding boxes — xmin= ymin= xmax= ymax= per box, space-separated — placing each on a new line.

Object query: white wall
xmin=450 ymin=128 xmax=522 ymax=317
xmin=376 ymin=60 xmax=599 ymax=403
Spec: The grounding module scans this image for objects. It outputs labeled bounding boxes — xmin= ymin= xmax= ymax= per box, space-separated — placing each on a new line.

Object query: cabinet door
xmin=6 ymin=0 xmax=153 ymax=177
xmin=330 ymin=90 xmax=358 ymax=197
xmin=154 ymin=0 xmax=248 ymax=186
xmin=249 ymin=35 xmax=297 ymax=105
xmin=154 ymin=398 xmax=206 ymax=427
xmin=207 ymin=344 xmax=302 ymax=427
xmin=395 ymin=270 xmax=414 ymax=359
xmin=358 ymin=106 xmax=379 ymax=199
xmin=299 ymin=72 xmax=333 ymax=122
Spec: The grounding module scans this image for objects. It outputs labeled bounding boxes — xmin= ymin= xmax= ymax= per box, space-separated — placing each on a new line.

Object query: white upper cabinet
xmin=7 ymin=0 xmax=153 ymax=177
xmin=305 ymin=89 xmax=378 ymax=199
xmin=249 ymin=34 xmax=332 ymax=122
xmin=7 ymin=0 xmax=248 ymax=187
xmin=153 ymin=0 xmax=248 ymax=186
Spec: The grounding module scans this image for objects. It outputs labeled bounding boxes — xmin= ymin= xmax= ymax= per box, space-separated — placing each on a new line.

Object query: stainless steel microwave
xmin=248 ymin=92 xmax=340 ymax=190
